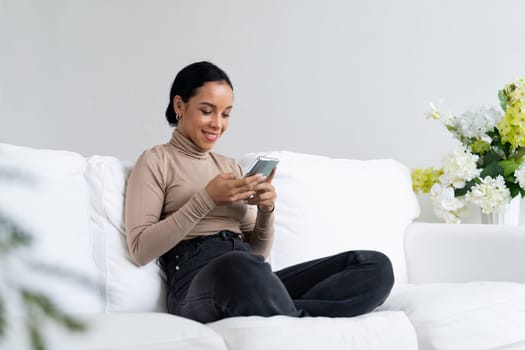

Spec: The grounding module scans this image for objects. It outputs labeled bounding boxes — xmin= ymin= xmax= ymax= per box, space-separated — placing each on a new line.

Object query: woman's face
xmin=175 ymin=81 xmax=233 ymax=152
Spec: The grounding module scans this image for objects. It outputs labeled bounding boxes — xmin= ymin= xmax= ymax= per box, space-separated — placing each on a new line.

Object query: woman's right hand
xmin=205 ymin=173 xmax=265 ymax=206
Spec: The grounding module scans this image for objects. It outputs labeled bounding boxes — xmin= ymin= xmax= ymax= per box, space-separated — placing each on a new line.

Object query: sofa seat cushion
xmin=378 ymin=282 xmax=525 ymax=350
xmin=3 ymin=312 xmax=227 ymax=350
xmin=208 ymin=311 xmax=417 ymax=350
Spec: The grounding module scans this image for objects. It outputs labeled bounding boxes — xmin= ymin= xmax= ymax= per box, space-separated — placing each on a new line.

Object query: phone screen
xmin=244 ymin=157 xmax=279 ymax=178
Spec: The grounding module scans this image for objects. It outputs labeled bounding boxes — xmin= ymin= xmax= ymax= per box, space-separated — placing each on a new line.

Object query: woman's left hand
xmin=244 ymin=168 xmax=277 ymax=213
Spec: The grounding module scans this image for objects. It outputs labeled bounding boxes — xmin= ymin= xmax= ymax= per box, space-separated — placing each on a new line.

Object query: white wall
xmin=2 ymin=0 xmax=525 ymax=222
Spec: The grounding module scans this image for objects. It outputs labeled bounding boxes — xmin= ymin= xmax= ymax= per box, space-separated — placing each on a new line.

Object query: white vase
xmin=481 ymin=196 xmax=521 ymax=225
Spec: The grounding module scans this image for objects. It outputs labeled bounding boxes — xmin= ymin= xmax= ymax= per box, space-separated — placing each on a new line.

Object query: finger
xmin=235 ymin=191 xmax=257 ymax=203
xmin=250 ymin=186 xmax=275 ymax=206
xmin=244 ymin=197 xmax=258 ymax=205
xmin=257 ymin=191 xmax=275 ymax=204
xmin=248 ymin=187 xmax=275 ymax=205
xmin=232 ymin=174 xmax=265 ymax=192
xmin=221 ymin=172 xmax=238 ymax=180
xmin=253 ymin=197 xmax=275 ymax=212
xmin=254 ymin=182 xmax=274 ymax=193
xmin=243 ymin=189 xmax=266 ymax=204
xmin=245 ymin=196 xmax=271 ymax=206
xmin=266 ymin=167 xmax=277 ymax=183
xmin=245 ymin=173 xmax=266 ymax=185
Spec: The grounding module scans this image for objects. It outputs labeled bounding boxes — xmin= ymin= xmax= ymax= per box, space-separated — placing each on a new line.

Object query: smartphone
xmin=243 ymin=156 xmax=279 ymax=178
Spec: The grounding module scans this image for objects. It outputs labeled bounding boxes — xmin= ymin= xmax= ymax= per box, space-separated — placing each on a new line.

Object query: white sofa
xmin=1 ymin=143 xmax=525 ymax=350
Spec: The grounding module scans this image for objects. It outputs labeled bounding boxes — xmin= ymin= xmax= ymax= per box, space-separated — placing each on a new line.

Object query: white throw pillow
xmin=84 ymin=156 xmax=167 ymax=312
xmin=0 ymin=143 xmax=103 ymax=315
xmin=239 ymin=151 xmax=420 ymax=283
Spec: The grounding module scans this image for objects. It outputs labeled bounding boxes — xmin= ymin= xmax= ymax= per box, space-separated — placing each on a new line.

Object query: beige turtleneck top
xmin=125 ymin=129 xmax=274 ymax=266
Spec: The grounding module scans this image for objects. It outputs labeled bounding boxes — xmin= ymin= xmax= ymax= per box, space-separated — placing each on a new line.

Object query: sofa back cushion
xmin=84 ymin=156 xmax=167 ymax=312
xmin=0 ymin=143 xmax=103 ymax=315
xmin=239 ymin=151 xmax=420 ymax=284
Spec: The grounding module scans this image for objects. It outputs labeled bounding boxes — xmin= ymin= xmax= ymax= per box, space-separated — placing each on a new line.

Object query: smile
xmin=202 ymin=130 xmax=219 ymax=141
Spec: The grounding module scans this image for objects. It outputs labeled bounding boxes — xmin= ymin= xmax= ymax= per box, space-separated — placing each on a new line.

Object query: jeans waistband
xmin=182 ymin=230 xmax=243 ymax=245
xmin=161 ymin=230 xmax=244 ymax=265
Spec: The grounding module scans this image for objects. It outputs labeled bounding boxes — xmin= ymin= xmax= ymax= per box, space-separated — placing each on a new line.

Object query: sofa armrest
xmin=405 ymin=222 xmax=525 ymax=283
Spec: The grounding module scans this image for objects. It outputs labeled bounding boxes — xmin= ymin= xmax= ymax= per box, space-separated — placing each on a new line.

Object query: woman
xmin=125 ymin=61 xmax=394 ymax=323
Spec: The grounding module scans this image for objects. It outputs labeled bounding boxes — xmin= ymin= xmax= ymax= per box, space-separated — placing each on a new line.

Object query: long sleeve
xmin=246 ymin=210 xmax=275 ymax=258
xmin=125 ymin=150 xmax=216 ymax=266
xmin=239 ymin=159 xmax=275 ymax=257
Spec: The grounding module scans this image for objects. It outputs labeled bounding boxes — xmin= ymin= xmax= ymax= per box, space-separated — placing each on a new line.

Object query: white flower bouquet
xmin=412 ymin=78 xmax=525 ymax=223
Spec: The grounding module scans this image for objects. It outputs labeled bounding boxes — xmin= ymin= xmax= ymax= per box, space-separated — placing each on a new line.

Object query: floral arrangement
xmin=412 ymin=78 xmax=525 ymax=223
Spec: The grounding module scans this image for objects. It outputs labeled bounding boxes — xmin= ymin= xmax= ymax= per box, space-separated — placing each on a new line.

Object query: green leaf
xmin=487 ymin=128 xmax=499 ymax=139
xmin=62 ymin=316 xmax=86 ymax=332
xmin=515 ymin=147 xmax=525 ymax=159
xmin=454 ymin=187 xmax=469 ymax=197
xmin=481 ymin=151 xmax=502 ymax=166
xmin=454 ymin=179 xmax=479 ymax=197
xmin=508 ymin=182 xmax=521 ymax=198
xmin=505 ymin=175 xmax=517 ymax=183
xmin=499 ymin=89 xmax=507 ymax=112
xmin=492 ymin=142 xmax=509 ymax=158
xmin=22 ymin=289 xmax=87 ymax=335
xmin=28 ymin=320 xmax=45 ymax=350
xmin=503 ymin=141 xmax=512 ymax=155
xmin=499 ymin=159 xmax=521 ymax=177
xmin=480 ymin=162 xmax=504 ymax=178
xmin=0 ymin=296 xmax=5 ymax=337
xmin=0 ymin=213 xmax=32 ymax=254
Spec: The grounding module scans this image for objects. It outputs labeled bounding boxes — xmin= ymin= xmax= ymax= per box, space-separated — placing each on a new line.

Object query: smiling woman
xmin=123 ymin=61 xmax=394 ymax=324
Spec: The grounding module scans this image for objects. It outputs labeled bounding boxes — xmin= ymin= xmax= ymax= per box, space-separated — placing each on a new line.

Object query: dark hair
xmin=165 ymin=61 xmax=233 ymax=126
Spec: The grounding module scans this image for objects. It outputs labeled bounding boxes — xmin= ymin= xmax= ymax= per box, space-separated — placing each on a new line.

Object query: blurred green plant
xmin=0 ymin=169 xmax=87 ymax=350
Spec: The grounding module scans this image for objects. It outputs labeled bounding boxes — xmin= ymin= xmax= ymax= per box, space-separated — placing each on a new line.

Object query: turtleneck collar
xmin=168 ymin=129 xmax=210 ymax=160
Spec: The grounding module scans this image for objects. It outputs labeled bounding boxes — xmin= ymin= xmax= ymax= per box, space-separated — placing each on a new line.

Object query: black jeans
xmin=160 ymin=230 xmax=394 ymax=323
